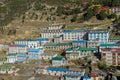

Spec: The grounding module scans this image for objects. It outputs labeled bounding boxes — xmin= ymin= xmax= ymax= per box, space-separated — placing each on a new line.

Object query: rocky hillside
xmin=0 ymin=0 xmax=120 ymax=43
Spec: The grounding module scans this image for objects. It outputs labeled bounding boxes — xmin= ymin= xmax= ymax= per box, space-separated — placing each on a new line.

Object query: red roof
xmin=101 ymin=48 xmax=120 ymax=53
xmin=90 ymin=72 xmax=99 ymax=77
xmin=110 ymin=6 xmax=120 ymax=8
xmin=111 ymin=48 xmax=120 ymax=53
xmin=9 ymin=43 xmax=16 ymax=47
xmin=97 ymin=6 xmax=109 ymax=12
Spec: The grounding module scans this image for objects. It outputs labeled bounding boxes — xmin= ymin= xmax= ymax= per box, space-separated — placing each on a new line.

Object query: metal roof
xmin=16 ymin=44 xmax=27 ymax=47
xmin=17 ymin=54 xmax=27 ymax=57
xmin=64 ymin=30 xmax=88 ymax=33
xmin=52 ymin=56 xmax=64 ymax=60
xmin=28 ymin=48 xmax=41 ymax=52
xmin=100 ymin=43 xmax=115 ymax=46
xmin=36 ymin=37 xmax=48 ymax=41
xmin=72 ymin=40 xmax=87 ymax=42
xmin=46 ymin=67 xmax=68 ymax=72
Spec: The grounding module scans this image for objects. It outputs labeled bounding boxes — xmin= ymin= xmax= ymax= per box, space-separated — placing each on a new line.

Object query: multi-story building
xmin=14 ymin=38 xmax=29 ymax=45
xmin=28 ymin=48 xmax=43 ymax=59
xmin=63 ymin=30 xmax=88 ymax=41
xmin=0 ymin=43 xmax=8 ymax=51
xmin=72 ymin=40 xmax=87 ymax=47
xmin=7 ymin=53 xmax=17 ymax=63
xmin=88 ymin=30 xmax=109 ymax=43
xmin=109 ymin=6 xmax=120 ymax=14
xmin=14 ymin=38 xmax=40 ymax=49
xmin=101 ymin=48 xmax=120 ymax=66
xmin=53 ymin=35 xmax=63 ymax=43
xmin=65 ymin=47 xmax=97 ymax=58
xmin=36 ymin=37 xmax=49 ymax=46
xmin=87 ymin=41 xmax=99 ymax=48
xmin=52 ymin=56 xmax=66 ymax=66
xmin=108 ymin=38 xmax=120 ymax=43
xmin=40 ymin=24 xmax=65 ymax=38
xmin=27 ymin=40 xmax=40 ymax=49
xmin=44 ymin=42 xmax=72 ymax=50
xmin=17 ymin=53 xmax=27 ymax=62
xmin=8 ymin=44 xmax=28 ymax=53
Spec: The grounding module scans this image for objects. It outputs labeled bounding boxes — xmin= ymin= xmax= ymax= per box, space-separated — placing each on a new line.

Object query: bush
xmin=71 ymin=15 xmax=77 ymax=22
xmin=96 ymin=10 xmax=107 ymax=20
xmin=56 ymin=6 xmax=64 ymax=16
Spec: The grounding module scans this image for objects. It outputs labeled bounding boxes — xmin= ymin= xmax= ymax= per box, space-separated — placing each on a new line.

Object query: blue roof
xmin=100 ymin=43 xmax=115 ymax=46
xmin=72 ymin=40 xmax=87 ymax=42
xmin=64 ymin=30 xmax=88 ymax=33
xmin=36 ymin=37 xmax=48 ymax=41
xmin=83 ymin=75 xmax=89 ymax=79
xmin=46 ymin=67 xmax=68 ymax=72
xmin=17 ymin=54 xmax=27 ymax=57
xmin=28 ymin=48 xmax=40 ymax=52
xmin=16 ymin=44 xmax=27 ymax=47
xmin=89 ymin=30 xmax=108 ymax=33
xmin=15 ymin=38 xmax=36 ymax=41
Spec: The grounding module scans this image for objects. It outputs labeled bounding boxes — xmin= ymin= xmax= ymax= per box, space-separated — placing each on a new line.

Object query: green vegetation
xmin=0 ymin=0 xmax=34 ymax=26
xmin=96 ymin=10 xmax=107 ymax=20
xmin=56 ymin=6 xmax=64 ymax=16
xmin=71 ymin=15 xmax=77 ymax=22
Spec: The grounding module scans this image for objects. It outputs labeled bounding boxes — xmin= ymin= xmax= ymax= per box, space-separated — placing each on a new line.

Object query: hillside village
xmin=0 ymin=0 xmax=120 ymax=80
xmin=0 ymin=24 xmax=119 ymax=80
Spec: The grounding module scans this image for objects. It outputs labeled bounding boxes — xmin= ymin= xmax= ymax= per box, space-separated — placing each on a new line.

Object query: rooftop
xmin=79 ymin=47 xmax=97 ymax=51
xmin=52 ymin=56 xmax=64 ymax=60
xmin=28 ymin=48 xmax=41 ymax=52
xmin=72 ymin=40 xmax=87 ymax=43
xmin=0 ymin=64 xmax=13 ymax=69
xmin=89 ymin=30 xmax=108 ymax=33
xmin=64 ymin=30 xmax=88 ymax=33
xmin=16 ymin=44 xmax=27 ymax=47
xmin=44 ymin=42 xmax=72 ymax=46
xmin=46 ymin=67 xmax=68 ymax=72
xmin=100 ymin=43 xmax=115 ymax=46
xmin=66 ymin=47 xmax=97 ymax=51
xmin=7 ymin=53 xmax=17 ymax=56
xmin=15 ymin=38 xmax=36 ymax=41
xmin=17 ymin=53 xmax=27 ymax=57
xmin=36 ymin=37 xmax=48 ymax=41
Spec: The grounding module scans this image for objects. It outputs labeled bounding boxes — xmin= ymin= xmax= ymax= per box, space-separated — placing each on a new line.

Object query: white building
xmin=14 ymin=38 xmax=40 ymax=49
xmin=63 ymin=30 xmax=88 ymax=41
xmin=7 ymin=53 xmax=17 ymax=63
xmin=52 ymin=56 xmax=66 ymax=66
xmin=88 ymin=30 xmax=109 ymax=43
xmin=41 ymin=24 xmax=65 ymax=38
xmin=8 ymin=44 xmax=28 ymax=53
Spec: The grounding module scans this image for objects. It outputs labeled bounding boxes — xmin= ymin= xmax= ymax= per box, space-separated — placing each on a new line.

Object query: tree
xmin=84 ymin=9 xmax=94 ymax=21
xmin=96 ymin=10 xmax=107 ymax=20
xmin=71 ymin=15 xmax=77 ymax=22
xmin=107 ymin=13 xmax=117 ymax=19
xmin=56 ymin=6 xmax=64 ymax=16
xmin=72 ymin=8 xmax=81 ymax=14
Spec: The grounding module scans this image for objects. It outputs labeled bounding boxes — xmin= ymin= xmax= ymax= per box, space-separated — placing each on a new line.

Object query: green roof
xmin=45 ymin=42 xmax=72 ymax=46
xmin=52 ymin=56 xmax=64 ymax=60
xmin=100 ymin=43 xmax=115 ymax=46
xmin=15 ymin=38 xmax=36 ymax=41
xmin=0 ymin=58 xmax=6 ymax=62
xmin=109 ymin=38 xmax=120 ymax=40
xmin=7 ymin=53 xmax=17 ymax=56
xmin=45 ymin=43 xmax=58 ymax=46
xmin=66 ymin=47 xmax=97 ymax=51
xmin=66 ymin=46 xmax=80 ymax=51
xmin=79 ymin=47 xmax=97 ymax=51
xmin=0 ymin=64 xmax=13 ymax=69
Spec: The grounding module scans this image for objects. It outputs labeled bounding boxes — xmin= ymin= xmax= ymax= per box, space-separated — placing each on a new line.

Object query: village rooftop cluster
xmin=0 ymin=24 xmax=119 ymax=80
